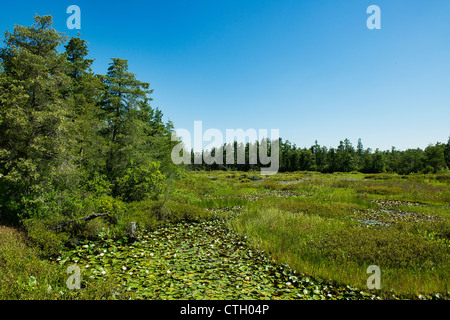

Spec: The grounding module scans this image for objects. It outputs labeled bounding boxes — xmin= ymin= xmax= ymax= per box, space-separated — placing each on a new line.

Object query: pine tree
xmin=99 ymin=58 xmax=169 ymax=201
xmin=64 ymin=36 xmax=106 ymax=177
xmin=0 ymin=15 xmax=73 ymax=222
xmin=424 ymin=143 xmax=447 ymax=173
xmin=444 ymin=136 xmax=450 ymax=169
xmin=357 ymin=138 xmax=364 ymax=156
xmin=311 ymin=140 xmax=326 ymax=172
xmin=371 ymin=149 xmax=386 ymax=173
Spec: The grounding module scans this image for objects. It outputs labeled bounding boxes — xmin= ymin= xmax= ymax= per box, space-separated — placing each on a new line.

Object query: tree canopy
xmin=0 ymin=15 xmax=176 ymax=225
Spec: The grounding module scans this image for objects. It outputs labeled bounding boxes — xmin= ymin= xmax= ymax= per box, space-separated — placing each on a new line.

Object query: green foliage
xmin=1 ymin=14 xmax=448 ymax=301
xmin=0 ymin=226 xmax=125 ymax=299
xmin=0 ymin=15 xmax=74 ymax=224
xmin=189 ymin=137 xmax=449 ymax=175
xmin=357 ymin=185 xmax=403 ymax=195
xmin=98 ymin=57 xmax=176 ymax=201
xmin=115 ymin=161 xmax=165 ymax=202
xmin=0 ymin=15 xmax=178 ymax=230
xmin=22 ymin=219 xmax=69 ymax=257
xmin=0 ymin=226 xmax=66 ymax=299
xmin=121 ymin=199 xmax=163 ymax=232
xmin=115 ymin=199 xmax=213 ymax=237
xmin=85 ymin=173 xmax=112 ymax=197
xmin=308 ymin=227 xmax=448 ymax=268
xmin=229 ymin=172 xmax=450 ymax=297
xmin=275 ymin=199 xmax=358 ymax=219
xmin=174 ymin=174 xmax=218 ymax=196
xmin=425 ymin=144 xmax=447 ymax=173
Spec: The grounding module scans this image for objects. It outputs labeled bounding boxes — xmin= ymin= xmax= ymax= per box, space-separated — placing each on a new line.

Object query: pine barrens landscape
xmin=0 ymin=16 xmax=449 ymax=300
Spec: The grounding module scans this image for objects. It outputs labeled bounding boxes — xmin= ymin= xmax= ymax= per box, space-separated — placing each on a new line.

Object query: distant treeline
xmin=187 ymin=137 xmax=450 ymax=174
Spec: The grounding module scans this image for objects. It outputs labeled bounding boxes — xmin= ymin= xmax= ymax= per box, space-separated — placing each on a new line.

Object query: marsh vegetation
xmin=3 ymin=171 xmax=448 ymax=300
xmin=0 ymin=16 xmax=448 ymax=301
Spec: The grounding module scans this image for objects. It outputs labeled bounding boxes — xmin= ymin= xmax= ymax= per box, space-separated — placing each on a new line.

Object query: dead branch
xmin=52 ymin=212 xmax=110 ymax=230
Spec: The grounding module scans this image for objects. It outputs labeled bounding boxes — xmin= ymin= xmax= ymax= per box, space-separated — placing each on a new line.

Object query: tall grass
xmin=228 ymin=172 xmax=450 ymax=298
xmin=232 ymin=203 xmax=449 ymax=297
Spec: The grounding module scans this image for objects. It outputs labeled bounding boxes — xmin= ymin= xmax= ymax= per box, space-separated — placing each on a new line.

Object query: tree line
xmin=187 ymin=137 xmax=450 ymax=175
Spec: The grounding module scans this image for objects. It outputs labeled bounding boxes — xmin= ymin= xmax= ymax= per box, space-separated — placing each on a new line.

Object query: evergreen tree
xmin=0 ymin=15 xmax=73 ymax=222
xmin=356 ymin=138 xmax=364 ymax=156
xmin=99 ymin=58 xmax=169 ymax=201
xmin=64 ymin=36 xmax=107 ymax=177
xmin=444 ymin=136 xmax=450 ymax=169
xmin=398 ymin=149 xmax=425 ymax=174
xmin=335 ymin=139 xmax=356 ymax=172
xmin=371 ymin=149 xmax=386 ymax=173
xmin=356 ymin=138 xmax=364 ymax=171
xmin=360 ymin=148 xmax=373 ymax=173
xmin=311 ymin=140 xmax=327 ymax=172
xmin=298 ymin=148 xmax=315 ymax=171
xmin=424 ymin=143 xmax=447 ymax=173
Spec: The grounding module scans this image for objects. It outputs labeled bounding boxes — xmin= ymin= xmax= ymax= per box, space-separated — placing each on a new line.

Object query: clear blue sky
xmin=1 ymin=0 xmax=449 ymax=151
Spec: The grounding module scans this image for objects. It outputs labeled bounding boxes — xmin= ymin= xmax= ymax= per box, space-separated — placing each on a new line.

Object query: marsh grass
xmin=229 ymin=172 xmax=450 ymax=298
xmin=4 ymin=170 xmax=447 ymax=299
xmin=232 ymin=203 xmax=449 ymax=298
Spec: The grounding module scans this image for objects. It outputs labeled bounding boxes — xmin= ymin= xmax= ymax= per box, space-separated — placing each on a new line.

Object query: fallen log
xmin=52 ymin=212 xmax=110 ymax=230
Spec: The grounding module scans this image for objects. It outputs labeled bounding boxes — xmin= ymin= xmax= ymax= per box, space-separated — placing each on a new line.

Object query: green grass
xmin=0 ymin=226 xmax=125 ymax=299
xmin=227 ymin=172 xmax=450 ymax=298
xmin=232 ymin=202 xmax=449 ymax=298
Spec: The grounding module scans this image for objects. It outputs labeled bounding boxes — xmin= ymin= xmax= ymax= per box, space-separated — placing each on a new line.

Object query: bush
xmin=0 ymin=226 xmax=125 ymax=300
xmin=160 ymin=200 xmax=213 ymax=222
xmin=19 ymin=193 xmax=127 ymax=254
xmin=364 ymin=174 xmax=397 ymax=180
xmin=435 ymin=174 xmax=450 ymax=183
xmin=0 ymin=226 xmax=68 ymax=299
xmin=119 ymin=199 xmax=163 ymax=233
xmin=22 ymin=219 xmax=70 ymax=257
xmin=117 ymin=199 xmax=214 ymax=236
xmin=175 ymin=176 xmax=217 ymax=196
xmin=115 ymin=161 xmax=165 ymax=202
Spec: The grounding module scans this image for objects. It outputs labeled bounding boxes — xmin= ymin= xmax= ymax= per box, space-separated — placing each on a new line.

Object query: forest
xmin=0 ymin=15 xmax=179 ymax=228
xmin=187 ymin=137 xmax=450 ymax=174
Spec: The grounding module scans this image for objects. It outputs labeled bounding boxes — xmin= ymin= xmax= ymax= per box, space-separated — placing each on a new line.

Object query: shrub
xmin=0 ymin=226 xmax=124 ymax=300
xmin=435 ymin=174 xmax=450 ymax=183
xmin=118 ymin=199 xmax=214 ymax=235
xmin=0 ymin=226 xmax=68 ymax=299
xmin=160 ymin=200 xmax=212 ymax=222
xmin=115 ymin=161 xmax=165 ymax=202
xmin=120 ymin=199 xmax=163 ymax=233
xmin=364 ymin=174 xmax=396 ymax=180
xmin=175 ymin=176 xmax=217 ymax=196
xmin=22 ymin=218 xmax=70 ymax=257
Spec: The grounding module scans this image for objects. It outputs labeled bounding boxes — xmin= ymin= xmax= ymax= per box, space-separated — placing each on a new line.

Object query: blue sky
xmin=1 ymin=0 xmax=449 ymax=151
